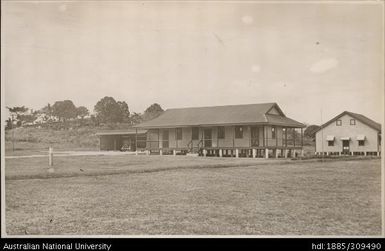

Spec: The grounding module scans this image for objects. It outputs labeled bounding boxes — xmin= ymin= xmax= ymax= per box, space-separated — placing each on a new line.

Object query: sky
xmin=1 ymin=1 xmax=384 ymax=125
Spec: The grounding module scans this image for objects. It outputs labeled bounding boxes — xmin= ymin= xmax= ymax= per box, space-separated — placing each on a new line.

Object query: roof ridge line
xmin=165 ymin=102 xmax=276 ymax=111
xmin=315 ymin=111 xmax=381 ymax=133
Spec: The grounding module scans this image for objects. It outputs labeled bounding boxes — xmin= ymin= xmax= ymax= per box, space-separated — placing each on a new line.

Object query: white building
xmin=315 ymin=111 xmax=381 ymax=156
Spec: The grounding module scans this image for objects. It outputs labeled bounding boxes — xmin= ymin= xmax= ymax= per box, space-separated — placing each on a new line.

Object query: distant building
xmin=315 ymin=111 xmax=381 ymax=156
xmin=133 ymin=103 xmax=306 ymax=158
xmin=32 ymin=113 xmax=59 ymax=124
xmin=96 ymin=129 xmax=147 ymax=151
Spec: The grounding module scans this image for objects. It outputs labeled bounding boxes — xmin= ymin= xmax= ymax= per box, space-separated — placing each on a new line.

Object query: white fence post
xmin=49 ymin=147 xmax=53 ymax=166
xmin=48 ymin=147 xmax=54 ymax=173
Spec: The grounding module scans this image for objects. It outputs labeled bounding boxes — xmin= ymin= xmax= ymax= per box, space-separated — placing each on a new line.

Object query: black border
xmin=0 ymin=238 xmax=384 ymax=250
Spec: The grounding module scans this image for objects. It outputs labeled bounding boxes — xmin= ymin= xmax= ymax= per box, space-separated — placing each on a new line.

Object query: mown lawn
xmin=4 ymin=156 xmax=381 ymax=236
xmin=5 ymin=154 xmax=294 ymax=180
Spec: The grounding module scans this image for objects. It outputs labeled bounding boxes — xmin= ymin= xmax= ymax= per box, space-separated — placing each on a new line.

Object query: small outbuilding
xmin=315 ymin=111 xmax=381 ymax=156
xmin=96 ymin=129 xmax=147 ymax=151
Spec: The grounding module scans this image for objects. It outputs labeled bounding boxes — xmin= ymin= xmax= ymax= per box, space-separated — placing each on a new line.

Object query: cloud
xmin=58 ymin=4 xmax=67 ymax=12
xmin=251 ymin=64 xmax=260 ymax=73
xmin=241 ymin=15 xmax=253 ymax=24
xmin=310 ymin=58 xmax=339 ymax=73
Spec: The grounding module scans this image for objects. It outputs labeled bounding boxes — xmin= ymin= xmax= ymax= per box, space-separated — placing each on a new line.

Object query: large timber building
xmin=132 ymin=102 xmax=306 ymax=158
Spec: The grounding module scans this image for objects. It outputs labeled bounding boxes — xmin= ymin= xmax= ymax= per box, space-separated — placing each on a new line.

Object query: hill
xmin=4 ymin=123 xmax=133 ymax=154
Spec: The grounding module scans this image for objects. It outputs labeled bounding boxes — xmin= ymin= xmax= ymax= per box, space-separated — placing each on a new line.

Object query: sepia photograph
xmin=1 ymin=0 xmax=384 ymax=239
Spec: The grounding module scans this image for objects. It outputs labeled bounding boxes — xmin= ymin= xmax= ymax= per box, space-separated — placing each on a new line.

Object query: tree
xmin=52 ymin=100 xmax=78 ymax=121
xmin=90 ymin=114 xmax=100 ymax=126
xmin=304 ymin=125 xmax=320 ymax=138
xmin=94 ymin=96 xmax=130 ymax=123
xmin=6 ymin=106 xmax=30 ymax=127
xmin=5 ymin=118 xmax=13 ymax=130
xmin=130 ymin=112 xmax=143 ymax=125
xmin=7 ymin=106 xmax=28 ymax=115
xmin=7 ymin=106 xmax=28 ymax=121
xmin=6 ymin=106 xmax=30 ymax=151
xmin=40 ymin=103 xmax=53 ymax=116
xmin=76 ymin=106 xmax=89 ymax=119
xmin=117 ymin=101 xmax=130 ymax=123
xmin=142 ymin=103 xmax=164 ymax=121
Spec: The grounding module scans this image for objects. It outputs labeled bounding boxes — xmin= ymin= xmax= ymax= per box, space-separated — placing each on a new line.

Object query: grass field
xmin=4 ymin=154 xmax=381 ymax=236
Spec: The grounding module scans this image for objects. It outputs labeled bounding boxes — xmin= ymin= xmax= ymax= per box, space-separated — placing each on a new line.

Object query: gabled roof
xmin=265 ymin=114 xmax=306 ymax=127
xmin=315 ymin=111 xmax=381 ymax=133
xmin=134 ymin=103 xmax=305 ymax=128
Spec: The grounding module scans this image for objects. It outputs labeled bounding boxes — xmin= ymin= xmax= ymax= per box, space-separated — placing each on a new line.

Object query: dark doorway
xmin=162 ymin=130 xmax=169 ymax=148
xmin=342 ymin=140 xmax=350 ymax=154
xmin=251 ymin=126 xmax=259 ymax=147
xmin=121 ymin=137 xmax=133 ymax=151
xmin=204 ymin=128 xmax=212 ymax=147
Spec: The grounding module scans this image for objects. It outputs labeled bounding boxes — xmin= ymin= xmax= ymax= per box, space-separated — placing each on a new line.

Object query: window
xmin=217 ymin=126 xmax=225 ymax=139
xmin=350 ymin=119 xmax=356 ymax=125
xmin=192 ymin=127 xmax=199 ymax=140
xmin=176 ymin=128 xmax=182 ymax=140
xmin=271 ymin=127 xmax=276 ymax=139
xmin=328 ymin=141 xmax=334 ymax=146
xmin=162 ymin=130 xmax=169 ymax=148
xmin=235 ymin=126 xmax=243 ymax=139
xmin=358 ymin=140 xmax=364 ymax=146
xmin=336 ymin=120 xmax=342 ymax=126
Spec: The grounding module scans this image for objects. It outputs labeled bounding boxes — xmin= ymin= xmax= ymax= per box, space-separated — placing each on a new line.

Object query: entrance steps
xmin=186 ymin=153 xmax=199 ymax=157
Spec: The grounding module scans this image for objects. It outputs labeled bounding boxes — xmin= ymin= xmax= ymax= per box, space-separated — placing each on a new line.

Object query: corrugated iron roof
xmin=346 ymin=111 xmax=381 ymax=131
xmin=96 ymin=129 xmax=147 ymax=136
xmin=265 ymin=114 xmax=305 ymax=128
xmin=315 ymin=111 xmax=381 ymax=133
xmin=134 ymin=103 xmax=305 ymax=128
